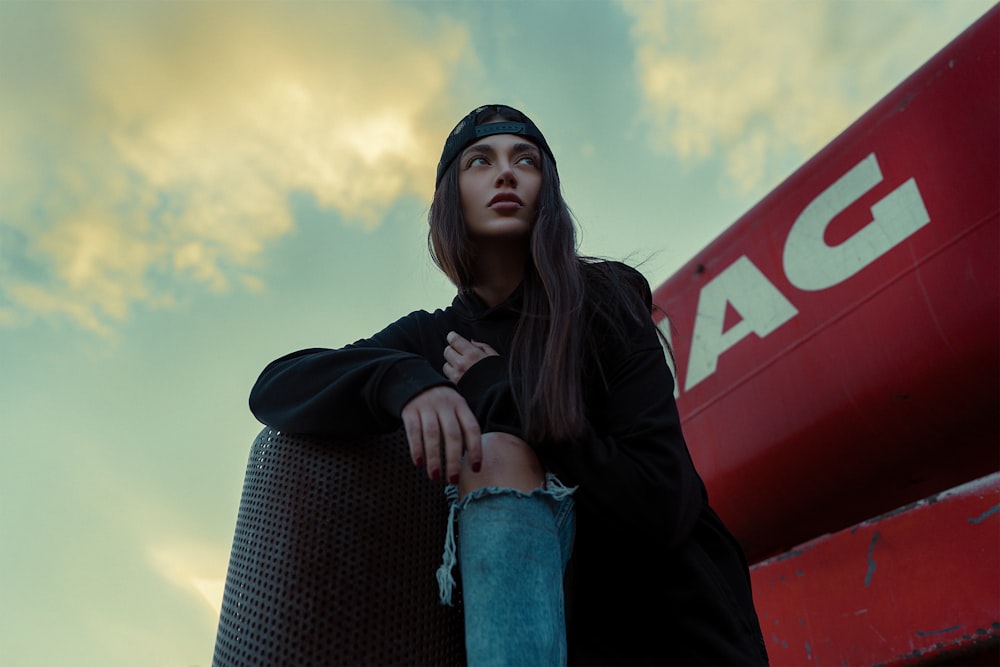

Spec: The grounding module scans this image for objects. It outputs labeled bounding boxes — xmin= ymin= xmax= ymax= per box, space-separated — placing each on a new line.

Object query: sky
xmin=0 ymin=1 xmax=993 ymax=664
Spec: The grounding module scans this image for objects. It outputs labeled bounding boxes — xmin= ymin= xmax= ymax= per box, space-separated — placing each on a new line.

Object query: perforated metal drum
xmin=213 ymin=428 xmax=465 ymax=666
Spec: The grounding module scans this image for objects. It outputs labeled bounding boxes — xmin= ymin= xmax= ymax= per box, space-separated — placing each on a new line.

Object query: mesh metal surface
xmin=213 ymin=428 xmax=466 ymax=666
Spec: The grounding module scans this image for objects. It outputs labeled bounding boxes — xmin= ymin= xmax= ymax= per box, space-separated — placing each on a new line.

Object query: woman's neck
xmin=472 ymin=240 xmax=528 ymax=308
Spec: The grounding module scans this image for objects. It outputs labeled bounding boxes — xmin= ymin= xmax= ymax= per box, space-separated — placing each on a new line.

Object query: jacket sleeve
xmin=543 ymin=265 xmax=704 ymax=546
xmin=539 ymin=328 xmax=704 ymax=547
xmin=248 ymin=311 xmax=451 ymax=438
xmin=452 ymin=354 xmax=526 ymax=440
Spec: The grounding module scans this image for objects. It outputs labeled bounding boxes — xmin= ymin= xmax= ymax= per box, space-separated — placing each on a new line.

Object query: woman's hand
xmin=442 ymin=331 xmax=499 ymax=384
xmin=402 ymin=332 xmax=496 ymax=483
xmin=401 ymin=385 xmax=482 ymax=484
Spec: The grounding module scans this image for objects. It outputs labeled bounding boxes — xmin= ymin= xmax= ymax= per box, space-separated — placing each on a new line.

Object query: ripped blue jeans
xmin=437 ymin=474 xmax=576 ymax=667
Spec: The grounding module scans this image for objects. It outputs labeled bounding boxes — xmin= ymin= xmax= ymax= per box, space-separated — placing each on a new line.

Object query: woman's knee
xmin=459 ymin=431 xmax=545 ymax=497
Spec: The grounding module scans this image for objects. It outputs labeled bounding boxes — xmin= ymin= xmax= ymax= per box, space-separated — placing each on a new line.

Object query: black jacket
xmin=250 ymin=261 xmax=768 ymax=665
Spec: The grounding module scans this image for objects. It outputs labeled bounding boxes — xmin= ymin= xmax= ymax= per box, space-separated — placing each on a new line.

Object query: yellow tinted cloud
xmin=620 ymin=0 xmax=988 ymax=195
xmin=147 ymin=541 xmax=228 ymax=618
xmin=0 ymin=3 xmax=469 ymax=333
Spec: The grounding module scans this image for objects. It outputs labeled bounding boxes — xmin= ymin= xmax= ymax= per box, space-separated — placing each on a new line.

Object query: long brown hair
xmin=428 ymin=139 xmax=588 ymax=443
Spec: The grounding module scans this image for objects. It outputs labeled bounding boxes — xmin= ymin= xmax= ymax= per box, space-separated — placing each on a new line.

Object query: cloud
xmin=620 ymin=0 xmax=990 ymax=196
xmin=147 ymin=541 xmax=229 ymax=618
xmin=0 ymin=2 xmax=471 ymax=334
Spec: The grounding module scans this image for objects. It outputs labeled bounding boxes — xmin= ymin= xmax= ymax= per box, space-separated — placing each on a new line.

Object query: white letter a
xmin=685 ymin=256 xmax=798 ymax=392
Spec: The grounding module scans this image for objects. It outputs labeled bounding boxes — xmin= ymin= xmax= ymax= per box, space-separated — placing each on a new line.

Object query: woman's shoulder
xmin=580 ymin=259 xmax=652 ymax=313
xmin=578 ymin=260 xmax=663 ymax=377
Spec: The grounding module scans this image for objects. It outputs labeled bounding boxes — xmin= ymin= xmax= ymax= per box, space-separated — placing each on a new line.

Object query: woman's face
xmin=457 ymin=133 xmax=542 ymax=242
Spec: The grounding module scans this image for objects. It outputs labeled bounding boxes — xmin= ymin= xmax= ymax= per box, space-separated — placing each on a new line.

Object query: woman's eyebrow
xmin=510 ymin=142 xmax=540 ymax=155
xmin=462 ymin=142 xmax=495 ymax=158
xmin=461 ymin=142 xmax=540 ymax=158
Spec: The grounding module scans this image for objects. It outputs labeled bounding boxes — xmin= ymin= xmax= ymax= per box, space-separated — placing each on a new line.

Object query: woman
xmin=250 ymin=104 xmax=768 ymax=665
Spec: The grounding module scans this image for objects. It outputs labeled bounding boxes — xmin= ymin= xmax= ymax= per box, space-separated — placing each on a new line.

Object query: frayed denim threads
xmin=437 ymin=473 xmax=577 ymax=606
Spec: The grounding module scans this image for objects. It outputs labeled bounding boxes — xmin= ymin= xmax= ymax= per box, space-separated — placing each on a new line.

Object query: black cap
xmin=436 ymin=104 xmax=555 ymax=187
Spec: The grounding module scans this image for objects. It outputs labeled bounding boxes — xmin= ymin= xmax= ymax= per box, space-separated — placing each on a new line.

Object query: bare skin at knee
xmin=459 ymin=432 xmax=545 ymax=498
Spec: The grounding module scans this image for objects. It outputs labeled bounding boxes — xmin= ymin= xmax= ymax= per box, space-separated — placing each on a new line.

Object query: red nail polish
xmin=472 ymin=462 xmax=482 ymax=473
xmin=449 ymin=473 xmax=460 ymax=484
xmin=415 ymin=456 xmax=424 ymax=468
xmin=430 ymin=468 xmax=441 ymax=481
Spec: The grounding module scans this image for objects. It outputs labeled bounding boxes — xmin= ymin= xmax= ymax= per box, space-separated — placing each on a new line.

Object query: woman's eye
xmin=517 ymin=155 xmax=538 ymax=166
xmin=467 ymin=156 xmax=488 ymax=167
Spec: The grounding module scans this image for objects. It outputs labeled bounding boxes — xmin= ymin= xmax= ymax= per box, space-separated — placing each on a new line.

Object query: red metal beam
xmin=749 ymin=473 xmax=1000 ymax=665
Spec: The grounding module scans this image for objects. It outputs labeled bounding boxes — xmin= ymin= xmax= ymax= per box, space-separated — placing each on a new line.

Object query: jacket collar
xmin=454 ymin=284 xmax=524 ymax=321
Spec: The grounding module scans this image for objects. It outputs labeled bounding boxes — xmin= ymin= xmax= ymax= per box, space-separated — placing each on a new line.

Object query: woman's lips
xmin=489 ymin=193 xmax=523 ymax=210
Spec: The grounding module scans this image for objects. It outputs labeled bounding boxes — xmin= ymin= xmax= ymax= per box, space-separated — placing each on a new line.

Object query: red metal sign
xmin=653 ymin=6 xmax=1000 ymax=562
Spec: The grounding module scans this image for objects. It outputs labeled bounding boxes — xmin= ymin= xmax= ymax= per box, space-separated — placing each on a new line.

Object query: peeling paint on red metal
xmin=749 ymin=473 xmax=1000 ymax=666
xmin=652 ymin=5 xmax=1000 ymax=561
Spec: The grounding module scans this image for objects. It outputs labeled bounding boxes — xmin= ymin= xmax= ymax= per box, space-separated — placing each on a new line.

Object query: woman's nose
xmin=495 ymin=163 xmax=517 ymax=187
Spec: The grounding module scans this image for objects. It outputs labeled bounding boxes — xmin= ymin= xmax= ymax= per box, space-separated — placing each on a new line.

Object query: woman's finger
xmin=472 ymin=340 xmax=498 ymax=356
xmin=438 ymin=409 xmax=466 ymax=484
xmin=442 ymin=343 xmax=467 ymax=379
xmin=401 ymin=408 xmax=425 ymax=468
xmin=419 ymin=407 xmax=443 ymax=481
xmin=446 ymin=330 xmax=474 ymax=352
xmin=442 ymin=360 xmax=458 ymax=384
